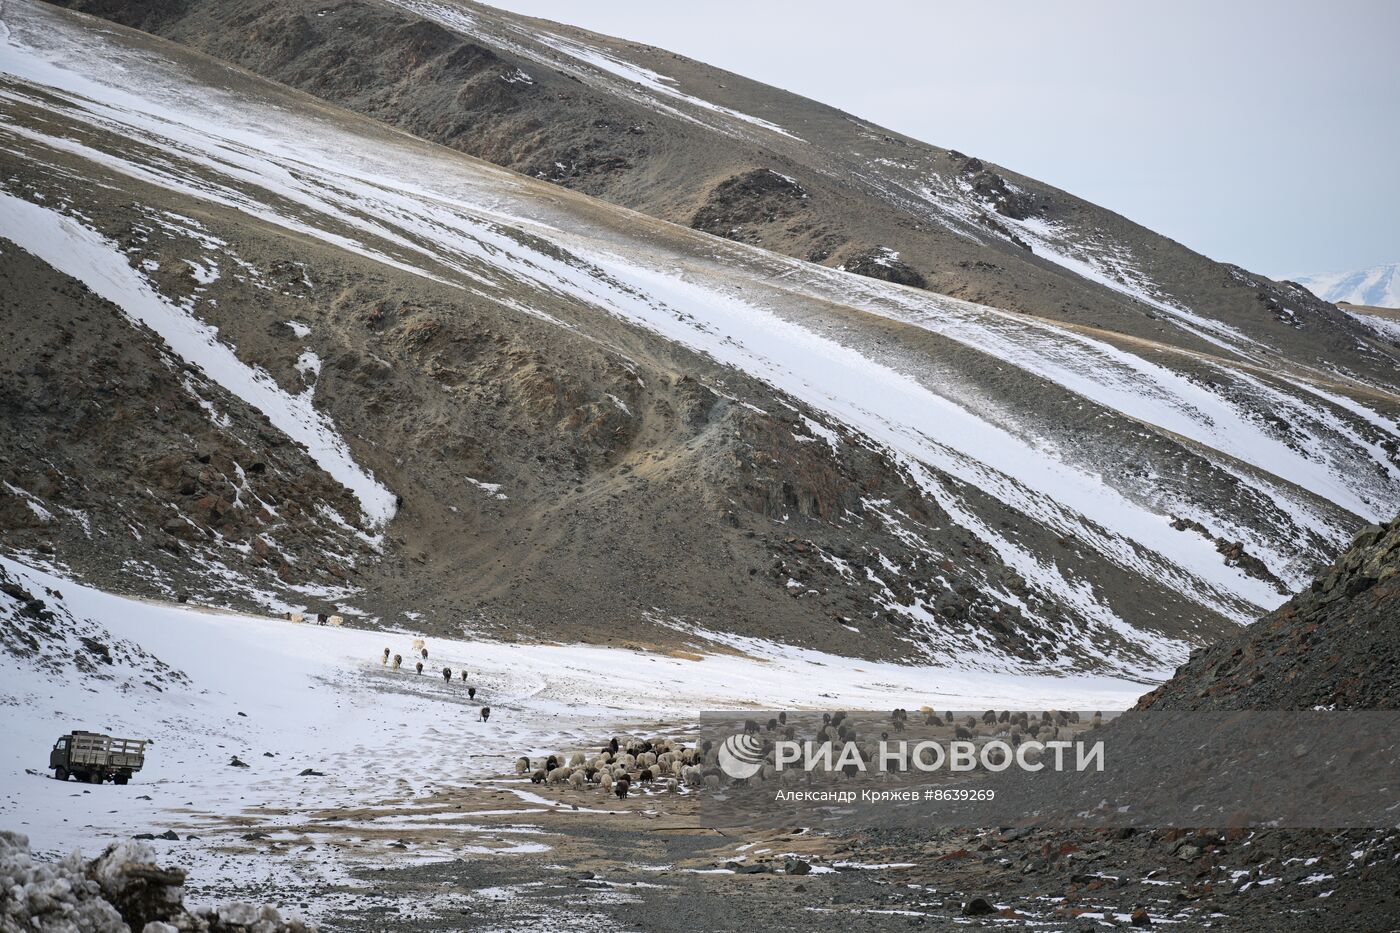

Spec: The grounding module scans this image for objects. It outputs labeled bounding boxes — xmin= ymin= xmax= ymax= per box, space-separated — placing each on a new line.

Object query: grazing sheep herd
xmin=272 ymin=605 xmax=1100 ymax=798
xmin=282 ymin=611 xmax=343 ymax=626
xmin=517 ymin=708 xmax=1105 ymax=800
xmin=377 ymin=640 xmax=490 ymax=723
xmin=516 ymin=735 xmax=697 ymax=799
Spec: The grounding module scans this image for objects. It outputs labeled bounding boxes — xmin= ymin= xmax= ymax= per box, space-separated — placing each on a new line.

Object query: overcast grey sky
xmin=483 ymin=0 xmax=1398 ymax=279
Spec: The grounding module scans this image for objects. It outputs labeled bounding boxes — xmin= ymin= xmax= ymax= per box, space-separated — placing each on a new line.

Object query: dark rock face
xmin=690 ymin=168 xmax=809 ymax=243
xmin=840 ymin=246 xmax=927 ymax=288
xmin=1168 ymin=516 xmax=1289 ymax=594
xmin=1139 ymin=513 xmax=1400 ymax=711
xmin=959 ymin=157 xmax=1039 ymax=221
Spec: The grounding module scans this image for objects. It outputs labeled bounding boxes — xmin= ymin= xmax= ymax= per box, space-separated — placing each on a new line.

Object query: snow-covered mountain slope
xmin=1 ymin=1 xmax=1399 ymax=676
xmin=49 ymin=0 xmax=1400 ymax=395
xmin=1294 ymin=262 xmax=1400 ymax=310
xmin=0 ymin=555 xmax=1142 ymax=915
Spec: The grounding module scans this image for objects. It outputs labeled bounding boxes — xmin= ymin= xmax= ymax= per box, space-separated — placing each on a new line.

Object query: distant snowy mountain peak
xmin=1294 ymin=262 xmax=1400 ymax=309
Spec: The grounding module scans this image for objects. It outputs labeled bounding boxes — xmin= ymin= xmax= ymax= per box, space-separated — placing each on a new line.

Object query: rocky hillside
xmin=1138 ymin=511 xmax=1400 ymax=710
xmin=47 ymin=0 xmax=1400 ymax=393
xmin=1 ymin=2 xmax=1398 ymax=676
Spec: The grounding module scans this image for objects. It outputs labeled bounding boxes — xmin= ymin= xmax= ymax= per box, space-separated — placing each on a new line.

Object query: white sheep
xmin=288 ymin=612 xmax=305 ymax=624
xmin=547 ymin=767 xmax=572 ymax=784
xmin=411 ymin=638 xmax=425 ymax=652
xmin=327 ymin=614 xmax=344 ymax=627
xmin=568 ymin=752 xmax=586 ymax=768
xmin=391 ymin=654 xmax=402 ymax=670
xmin=599 ymin=770 xmax=613 ymax=791
xmin=514 ymin=757 xmax=530 ymax=774
xmin=568 ymin=770 xmax=587 ymax=788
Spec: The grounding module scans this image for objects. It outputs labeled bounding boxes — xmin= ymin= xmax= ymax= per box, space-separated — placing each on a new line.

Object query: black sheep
xmin=479 ymin=707 xmax=491 ymax=722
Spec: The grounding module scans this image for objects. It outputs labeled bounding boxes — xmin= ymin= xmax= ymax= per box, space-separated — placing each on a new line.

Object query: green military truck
xmin=50 ymin=731 xmax=149 ymax=784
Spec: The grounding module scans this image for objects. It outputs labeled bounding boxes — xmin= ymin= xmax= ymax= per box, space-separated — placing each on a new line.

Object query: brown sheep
xmin=415 ymin=661 xmax=423 ymax=675
xmin=442 ymin=667 xmax=452 ymax=682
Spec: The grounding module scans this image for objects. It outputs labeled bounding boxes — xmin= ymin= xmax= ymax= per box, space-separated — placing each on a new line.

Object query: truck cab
xmin=51 ymin=731 xmax=148 ymax=785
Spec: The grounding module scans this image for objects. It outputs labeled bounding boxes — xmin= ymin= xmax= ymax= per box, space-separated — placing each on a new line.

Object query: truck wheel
xmin=88 ymin=771 xmax=102 ymax=784
xmin=114 ymin=774 xmax=129 ymax=786
xmin=54 ymin=767 xmax=68 ymax=782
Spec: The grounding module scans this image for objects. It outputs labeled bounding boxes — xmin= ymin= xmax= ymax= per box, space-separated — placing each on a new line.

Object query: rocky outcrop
xmin=689 ymin=168 xmax=810 ymax=244
xmin=958 ymin=157 xmax=1039 ymax=221
xmin=0 ymin=831 xmax=312 ymax=932
xmin=1139 ymin=513 xmax=1400 ymax=710
xmin=840 ymin=246 xmax=927 ymax=288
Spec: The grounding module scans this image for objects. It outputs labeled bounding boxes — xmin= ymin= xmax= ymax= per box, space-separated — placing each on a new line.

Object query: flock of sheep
xmin=283 ymin=611 xmax=343 ymax=626
xmin=380 ymin=638 xmax=490 ymax=721
xmin=515 ymin=735 xmax=706 ymax=799
xmin=522 ymin=708 xmax=1104 ymax=799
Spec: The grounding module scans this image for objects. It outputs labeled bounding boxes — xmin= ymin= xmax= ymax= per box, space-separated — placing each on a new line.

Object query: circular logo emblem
xmin=717 ymin=733 xmax=765 ymax=779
